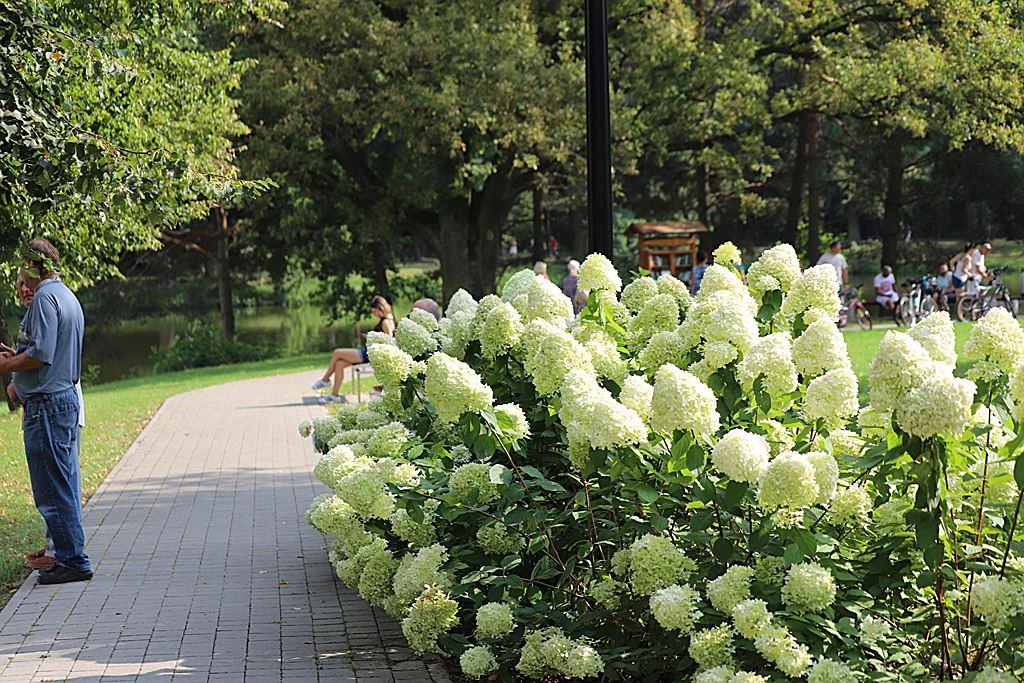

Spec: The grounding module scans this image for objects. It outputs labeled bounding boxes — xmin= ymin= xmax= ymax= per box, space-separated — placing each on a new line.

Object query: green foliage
xmin=152 ymin=319 xmax=270 ymax=372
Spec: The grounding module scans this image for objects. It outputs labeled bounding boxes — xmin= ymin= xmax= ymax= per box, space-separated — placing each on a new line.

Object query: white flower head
xmin=578 ymin=253 xmax=622 ymax=293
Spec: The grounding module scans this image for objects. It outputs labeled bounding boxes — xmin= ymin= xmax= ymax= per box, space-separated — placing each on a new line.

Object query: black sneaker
xmin=37 ymin=564 xmax=93 ymax=585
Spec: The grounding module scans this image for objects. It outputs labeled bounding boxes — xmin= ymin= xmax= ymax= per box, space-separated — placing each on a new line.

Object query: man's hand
xmin=0 ymin=342 xmax=14 ymax=355
xmin=6 ymin=382 xmax=20 ymax=408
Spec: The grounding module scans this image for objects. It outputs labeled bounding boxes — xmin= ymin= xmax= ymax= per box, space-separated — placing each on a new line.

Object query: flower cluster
xmin=395 ymin=317 xmax=438 ymax=358
xmin=476 ymin=522 xmax=524 ymax=555
xmin=559 ymin=370 xmax=647 ymax=452
xmin=480 ymin=302 xmax=524 ymax=359
xmin=517 ymin=628 xmax=604 ymax=679
xmin=713 ymin=241 xmax=742 ymax=267
xmin=792 ymin=317 xmax=851 ymax=378
xmin=620 ymin=276 xmax=659 ymax=313
xmin=460 ymin=646 xmax=498 ymax=678
xmin=963 ymin=308 xmax=1024 ymax=380
xmin=689 ymin=624 xmax=736 ymax=670
xmin=578 ymin=253 xmax=622 ymax=293
xmin=475 ymin=602 xmax=514 ymax=639
xmin=757 ymin=450 xmax=819 ymax=511
xmin=651 ymin=364 xmax=720 ymax=435
xmin=737 ymin=333 xmax=798 ymax=405
xmin=424 ymin=353 xmax=493 ymax=422
xmin=805 ymin=367 xmax=859 ymax=427
xmin=449 ymin=463 xmax=501 ymax=504
xmin=782 ymin=562 xmax=836 ymax=613
xmin=746 ymin=244 xmax=801 ymax=300
xmin=401 ymin=586 xmax=459 ymax=654
xmin=626 ymin=534 xmax=695 ymax=595
xmin=650 ymin=584 xmax=702 ymax=633
xmin=780 ymin=264 xmax=839 ymax=321
xmin=712 ymin=430 xmax=770 ymax=484
xmin=971 ymin=576 xmax=1024 ymax=629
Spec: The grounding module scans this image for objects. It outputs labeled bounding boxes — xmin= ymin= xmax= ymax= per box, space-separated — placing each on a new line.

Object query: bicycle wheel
xmin=957 ymin=296 xmax=977 ymax=322
xmin=998 ymin=294 xmax=1015 ymax=315
xmin=855 ymin=306 xmax=872 ymax=331
xmin=895 ymin=299 xmax=913 ymax=327
xmin=920 ymin=296 xmax=936 ymax=319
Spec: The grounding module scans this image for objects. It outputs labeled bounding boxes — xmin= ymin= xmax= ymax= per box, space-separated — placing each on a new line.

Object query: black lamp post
xmin=585 ymin=0 xmax=614 ymax=259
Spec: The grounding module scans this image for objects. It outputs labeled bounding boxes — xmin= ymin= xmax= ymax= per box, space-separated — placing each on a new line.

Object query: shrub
xmin=300 ymin=246 xmax=1024 ymax=680
xmin=152 ymin=319 xmax=271 ymax=372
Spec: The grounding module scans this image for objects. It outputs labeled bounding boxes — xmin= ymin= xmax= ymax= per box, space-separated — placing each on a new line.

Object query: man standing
xmin=0 ymin=239 xmax=91 ymax=584
xmin=973 ymin=242 xmax=992 ymax=280
xmin=816 ymin=241 xmax=849 ymax=291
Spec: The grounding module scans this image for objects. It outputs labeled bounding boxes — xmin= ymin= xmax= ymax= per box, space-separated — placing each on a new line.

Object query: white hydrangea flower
xmin=808 ymin=659 xmax=856 ymax=683
xmin=737 ymin=332 xmax=798 ymax=404
xmin=971 ymin=576 xmax=1024 ymax=629
xmin=408 ymin=307 xmax=440 ymax=331
xmin=559 ymin=370 xmax=648 ymax=451
xmin=907 ymin=311 xmax=957 ymax=368
xmin=780 ymin=264 xmax=840 ymax=321
xmin=729 ymin=673 xmax=768 ymax=683
xmin=649 ymin=584 xmax=702 ymax=634
xmin=627 ymin=534 xmax=695 ymax=595
xmin=565 ymin=644 xmax=605 ymax=679
xmin=365 ymin=331 xmax=395 ymax=348
xmin=760 ymin=418 xmax=795 ymax=456
xmin=394 ymin=317 xmax=437 ymax=358
xmin=619 ymin=375 xmax=654 ymax=423
xmin=638 ymin=331 xmax=687 ymax=373
xmin=806 ymin=451 xmax=839 ymax=505
xmin=367 ymin=344 xmax=416 ymax=388
xmin=479 ymin=301 xmax=525 ymax=358
xmin=688 ymin=341 xmax=739 ymax=383
xmin=477 ymin=521 xmax=524 ymax=554
xmin=974 ymin=668 xmax=1018 ymax=683
xmin=583 ymin=330 xmax=629 ymax=382
xmin=578 ymin=253 xmax=622 ymax=293
xmin=590 ymin=578 xmax=623 ymax=609
xmin=460 ymin=646 xmax=498 ymax=678
xmin=859 ymin=615 xmax=892 ymax=644
xmin=475 ymin=602 xmax=514 ymax=640
xmin=868 ymin=331 xmax=942 ymax=412
xmin=494 ymin=402 xmax=530 ymax=441
xmin=425 ymin=353 xmax=494 ymax=423
xmin=524 ymin=275 xmax=574 ymax=325
xmin=713 ymin=241 xmax=742 ymax=267
xmin=805 ymin=367 xmax=859 ymax=427
xmin=523 ymin=321 xmax=596 ymax=396
xmin=392 ymin=544 xmax=451 ymax=605
xmin=447 ymin=289 xmax=479 ymax=318
xmin=628 ymin=293 xmax=680 ymax=351
xmin=502 ymin=269 xmax=538 ymax=303
xmin=731 ymin=599 xmax=771 ymax=639
xmin=895 ymin=373 xmax=976 ymax=438
xmin=792 ymin=317 xmax=851 ymax=378
xmin=694 ymin=666 xmax=735 ymax=683
xmin=439 ymin=310 xmax=474 ymax=359
xmin=401 ymin=586 xmax=459 ymax=654
xmin=677 ymin=291 xmax=744 ymax=351
xmin=757 ymin=450 xmax=818 ymax=511
xmin=651 ymin=364 xmax=720 ymax=435
xmin=782 ymin=562 xmax=836 ymax=613
xmin=698 ymin=264 xmax=748 ymax=303
xmin=355 ymin=540 xmax=398 ymax=607
xmin=828 ymin=485 xmax=872 ymax=527
xmin=389 ymin=500 xmax=439 ymax=548
xmin=747 ymin=244 xmax=801 ymax=300
xmin=712 ymin=429 xmax=770 ymax=484
xmin=707 ymin=565 xmax=754 ymax=613
xmin=703 ymin=302 xmax=759 ymax=354
xmin=689 ymin=624 xmax=736 ymax=671
xmin=964 ymin=308 xmax=1024 ymax=379
xmin=620 ymin=276 xmax=659 ymax=313
xmin=754 ymin=624 xmax=812 ymax=677
xmin=449 ymin=463 xmax=500 ymax=504
xmin=657 ymin=274 xmax=693 ymax=314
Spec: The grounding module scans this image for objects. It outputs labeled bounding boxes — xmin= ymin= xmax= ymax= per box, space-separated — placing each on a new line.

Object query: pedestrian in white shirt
xmin=816 ymin=241 xmax=849 ymax=291
xmin=874 ymin=265 xmax=899 ymax=311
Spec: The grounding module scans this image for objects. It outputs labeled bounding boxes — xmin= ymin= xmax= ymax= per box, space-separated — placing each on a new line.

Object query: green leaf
xmin=651 ymin=515 xmax=669 ymax=533
xmin=712 ymin=537 xmax=734 ymax=562
xmin=635 ymin=484 xmax=661 ymax=505
xmin=783 ymin=543 xmax=804 ymax=565
xmin=753 ymin=375 xmax=771 ymax=413
xmin=1015 ymin=452 xmax=1024 ymax=489
xmin=916 ymin=570 xmax=936 ymax=587
xmin=686 ymin=443 xmax=706 ymax=471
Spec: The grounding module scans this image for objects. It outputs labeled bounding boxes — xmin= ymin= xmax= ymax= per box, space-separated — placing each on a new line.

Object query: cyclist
xmin=951 ymin=242 xmax=975 ymax=295
xmin=874 ymin=265 xmax=899 ymax=312
xmin=972 ymin=242 xmax=992 ymax=280
xmin=934 ymin=264 xmax=956 ymax=306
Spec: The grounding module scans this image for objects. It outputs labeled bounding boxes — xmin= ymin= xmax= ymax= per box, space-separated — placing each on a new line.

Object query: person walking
xmin=816 ymin=241 xmax=849 ymax=291
xmin=0 ymin=239 xmax=91 ymax=584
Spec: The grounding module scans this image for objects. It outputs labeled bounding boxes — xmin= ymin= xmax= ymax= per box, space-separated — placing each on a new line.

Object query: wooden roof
xmin=625 ymin=220 xmax=709 ymax=236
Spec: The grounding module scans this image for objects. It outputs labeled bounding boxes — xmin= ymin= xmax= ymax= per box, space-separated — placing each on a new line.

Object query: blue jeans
xmin=23 ymin=387 xmax=90 ymax=572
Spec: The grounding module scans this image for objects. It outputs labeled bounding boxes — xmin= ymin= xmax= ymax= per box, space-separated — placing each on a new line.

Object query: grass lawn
xmin=0 ymin=354 xmax=330 ymax=607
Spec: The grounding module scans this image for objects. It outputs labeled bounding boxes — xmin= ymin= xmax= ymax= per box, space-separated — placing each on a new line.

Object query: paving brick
xmin=0 ymin=372 xmax=451 ymax=682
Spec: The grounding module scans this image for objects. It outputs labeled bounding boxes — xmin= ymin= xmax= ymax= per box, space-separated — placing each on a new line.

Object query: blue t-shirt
xmin=13 ymin=278 xmax=84 ymax=398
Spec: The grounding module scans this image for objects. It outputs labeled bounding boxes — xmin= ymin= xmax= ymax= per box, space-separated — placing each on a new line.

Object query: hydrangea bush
xmin=299 ymin=243 xmax=1024 ymax=681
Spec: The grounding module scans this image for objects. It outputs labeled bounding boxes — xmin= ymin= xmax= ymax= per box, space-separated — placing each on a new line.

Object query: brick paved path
xmin=0 ymin=372 xmax=451 ymax=683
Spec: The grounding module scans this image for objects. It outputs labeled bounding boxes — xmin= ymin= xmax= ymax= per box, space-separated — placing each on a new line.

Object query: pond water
xmin=5 ymin=306 xmax=361 ymax=385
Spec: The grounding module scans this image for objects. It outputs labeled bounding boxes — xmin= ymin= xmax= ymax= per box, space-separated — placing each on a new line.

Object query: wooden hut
xmin=625 ymin=220 xmax=709 ymax=281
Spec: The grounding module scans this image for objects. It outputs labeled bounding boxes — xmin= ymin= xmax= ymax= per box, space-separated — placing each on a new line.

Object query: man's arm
xmin=0 ymin=352 xmax=44 ymax=375
xmin=842 ymin=266 xmax=849 ymax=289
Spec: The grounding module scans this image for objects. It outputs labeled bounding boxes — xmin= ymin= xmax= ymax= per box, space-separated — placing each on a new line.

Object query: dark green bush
xmin=152 ymin=320 xmax=273 ymax=373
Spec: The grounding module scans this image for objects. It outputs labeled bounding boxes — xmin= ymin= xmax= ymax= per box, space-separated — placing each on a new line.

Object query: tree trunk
xmin=532 ymin=186 xmax=546 ymax=263
xmin=696 ymin=162 xmax=709 ymax=226
xmin=215 ymin=207 xmax=236 ymax=340
xmin=469 ymin=165 xmax=517 ymax=296
xmin=571 ymin=208 xmax=587 ymax=260
xmin=881 ymin=133 xmax=905 ymax=271
xmin=805 ymin=113 xmax=822 ymax=266
xmin=438 ymin=201 xmax=471 ymax=304
xmin=784 ymin=112 xmax=811 ymax=253
xmin=370 ymin=240 xmax=390 ymax=297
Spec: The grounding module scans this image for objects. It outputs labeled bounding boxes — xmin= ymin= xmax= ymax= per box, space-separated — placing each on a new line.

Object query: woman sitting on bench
xmin=312 ymin=295 xmax=395 ymax=404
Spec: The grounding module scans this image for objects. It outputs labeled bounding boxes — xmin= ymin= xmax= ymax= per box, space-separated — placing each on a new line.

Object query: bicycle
xmin=956 ymin=268 xmax=1014 ymax=322
xmin=837 ymin=286 xmax=872 ymax=330
xmin=895 ymin=279 xmax=928 ymax=326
